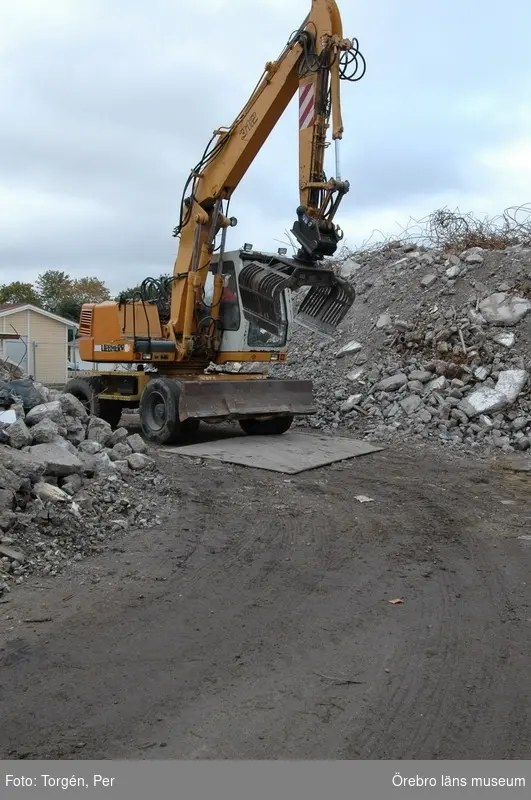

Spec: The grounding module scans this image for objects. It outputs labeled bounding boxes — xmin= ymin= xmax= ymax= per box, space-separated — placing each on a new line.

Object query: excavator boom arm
xmin=169 ymin=0 xmax=365 ymax=350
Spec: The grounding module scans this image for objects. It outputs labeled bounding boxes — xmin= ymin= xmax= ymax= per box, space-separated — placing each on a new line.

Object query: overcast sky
xmin=2 ymin=0 xmax=531 ymax=295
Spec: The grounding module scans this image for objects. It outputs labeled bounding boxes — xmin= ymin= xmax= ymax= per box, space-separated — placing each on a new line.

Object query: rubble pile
xmin=0 ymin=375 xmax=167 ymax=597
xmin=272 ymin=243 xmax=531 ymax=454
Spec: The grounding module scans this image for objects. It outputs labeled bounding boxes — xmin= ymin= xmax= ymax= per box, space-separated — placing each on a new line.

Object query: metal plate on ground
xmin=165 ymin=433 xmax=384 ymax=474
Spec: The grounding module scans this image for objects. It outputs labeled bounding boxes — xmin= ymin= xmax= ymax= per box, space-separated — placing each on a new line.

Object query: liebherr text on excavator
xmin=65 ymin=0 xmax=366 ymax=444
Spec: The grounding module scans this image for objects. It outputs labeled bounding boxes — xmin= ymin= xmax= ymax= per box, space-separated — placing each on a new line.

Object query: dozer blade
xmin=238 ymin=260 xmax=355 ymax=337
xmin=178 ymin=379 xmax=316 ymax=421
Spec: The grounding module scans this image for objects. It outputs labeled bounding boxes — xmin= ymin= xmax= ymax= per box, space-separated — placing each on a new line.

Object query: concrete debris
xmin=495 ymin=369 xmax=528 ymax=404
xmin=6 ymin=419 xmax=33 ymax=449
xmin=86 ymin=417 xmax=113 ymax=446
xmin=494 ymin=332 xmax=516 ymax=348
xmin=376 ymin=374 xmax=408 ymax=392
xmin=339 ymin=258 xmax=362 ymax=278
xmin=421 ymin=274 xmax=437 ymax=289
xmin=340 ymin=394 xmax=363 ymax=413
xmin=33 ymin=481 xmax=69 ymax=503
xmin=459 ymin=387 xmax=510 ymax=418
xmin=0 ymin=544 xmax=25 ymax=563
xmin=127 ymin=433 xmax=148 ymax=454
xmin=127 ymin=453 xmax=156 ymax=471
xmin=0 ymin=371 xmax=166 ymax=598
xmin=270 ymin=238 xmax=531 ymax=456
xmin=478 ymin=292 xmax=531 ymax=326
xmin=376 ymin=313 xmax=392 ymax=329
xmin=346 ymin=367 xmax=365 ymax=382
xmin=446 ymin=265 xmax=461 ymax=279
xmin=335 ymin=340 xmax=363 ymax=358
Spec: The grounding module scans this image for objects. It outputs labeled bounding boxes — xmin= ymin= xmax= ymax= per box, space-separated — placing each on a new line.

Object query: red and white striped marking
xmin=299 ymin=83 xmax=315 ymax=130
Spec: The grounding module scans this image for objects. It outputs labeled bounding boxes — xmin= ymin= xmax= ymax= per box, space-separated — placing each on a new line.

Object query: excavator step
xmin=238 ymin=260 xmax=355 ymax=337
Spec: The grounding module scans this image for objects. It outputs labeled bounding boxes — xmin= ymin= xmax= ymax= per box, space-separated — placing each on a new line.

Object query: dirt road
xmin=1 ymin=434 xmax=530 ymax=759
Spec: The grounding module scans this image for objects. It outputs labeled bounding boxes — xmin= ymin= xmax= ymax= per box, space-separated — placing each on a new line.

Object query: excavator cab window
xmin=203 ymin=261 xmax=241 ymax=332
xmin=247 ymin=307 xmax=287 ymax=348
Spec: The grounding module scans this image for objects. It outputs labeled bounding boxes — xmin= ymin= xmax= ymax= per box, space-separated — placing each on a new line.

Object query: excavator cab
xmin=205 ymin=247 xmax=354 ymax=350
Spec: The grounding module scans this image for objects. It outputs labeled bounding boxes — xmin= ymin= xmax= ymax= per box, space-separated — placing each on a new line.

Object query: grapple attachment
xmin=238 ymin=260 xmax=355 ymax=337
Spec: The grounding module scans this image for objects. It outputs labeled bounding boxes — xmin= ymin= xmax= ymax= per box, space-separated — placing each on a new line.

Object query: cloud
xmin=1 ymin=0 xmax=531 ymax=294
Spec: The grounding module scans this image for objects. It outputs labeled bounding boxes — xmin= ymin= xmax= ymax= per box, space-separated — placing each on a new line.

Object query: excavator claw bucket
xmin=178 ymin=379 xmax=316 ymax=421
xmin=238 ymin=260 xmax=355 ymax=337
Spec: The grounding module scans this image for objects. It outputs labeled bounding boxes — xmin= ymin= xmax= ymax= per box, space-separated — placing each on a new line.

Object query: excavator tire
xmin=139 ymin=377 xmax=199 ymax=445
xmin=63 ymin=376 xmax=123 ymax=429
xmin=238 ymin=415 xmax=294 ymax=436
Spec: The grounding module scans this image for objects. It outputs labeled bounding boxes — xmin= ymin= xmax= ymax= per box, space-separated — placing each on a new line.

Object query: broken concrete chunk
xmin=30 ymin=417 xmax=61 ymax=444
xmin=0 ymin=489 xmax=15 ymax=510
xmin=78 ymin=440 xmax=103 ymax=455
xmin=495 ymin=369 xmax=528 ymax=404
xmin=465 ymin=252 xmax=484 ymax=264
xmin=126 ymin=433 xmax=148 ymax=455
xmin=474 ymin=367 xmax=490 ymax=381
xmin=458 ymin=388 xmax=509 ymax=418
xmin=113 ymin=460 xmax=130 ymax=476
xmin=338 ymin=258 xmax=362 ymax=278
xmin=127 ymin=453 xmax=155 ymax=471
xmin=59 ymin=393 xmax=88 ymax=419
xmin=426 ymin=376 xmax=447 ymax=392
xmin=62 ymin=473 xmax=83 ymax=493
xmin=421 ymin=274 xmax=437 ymax=289
xmin=478 ymin=292 xmax=531 ymax=326
xmin=0 ymin=446 xmax=45 ymax=482
xmin=418 ymin=408 xmax=432 ymax=423
xmin=376 ymin=313 xmax=392 ymax=329
xmin=86 ymin=417 xmax=113 ymax=447
xmin=109 ymin=427 xmax=129 ymax=446
xmin=28 ymin=443 xmax=83 ymax=477
xmin=335 ymin=340 xmax=363 ymax=358
xmin=91 ymin=452 xmax=117 ymax=474
xmin=445 ymin=265 xmax=461 ymax=279
xmin=408 ymin=370 xmax=433 ymax=383
xmin=65 ymin=417 xmax=86 ymax=447
xmin=340 ymin=394 xmax=363 ymax=413
xmin=25 ymin=400 xmax=65 ymax=427
xmin=346 ymin=367 xmax=365 ymax=382
xmin=0 ymin=544 xmax=25 ymax=562
xmin=0 ymin=464 xmax=25 ymax=494
xmin=400 ymin=394 xmax=422 ymax=415
xmin=6 ymin=419 xmax=32 ymax=449
xmin=375 ymin=373 xmax=408 ymax=392
xmin=33 ymin=481 xmax=69 ymax=503
xmin=493 ymin=332 xmax=515 ymax=348
xmin=110 ymin=442 xmax=133 ymax=461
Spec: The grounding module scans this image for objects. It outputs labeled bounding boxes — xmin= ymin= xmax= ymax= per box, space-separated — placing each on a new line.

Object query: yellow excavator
xmin=65 ymin=0 xmax=365 ymax=444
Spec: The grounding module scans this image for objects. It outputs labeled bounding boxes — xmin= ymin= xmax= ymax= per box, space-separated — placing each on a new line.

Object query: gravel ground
xmin=1 ymin=426 xmax=530 ymax=760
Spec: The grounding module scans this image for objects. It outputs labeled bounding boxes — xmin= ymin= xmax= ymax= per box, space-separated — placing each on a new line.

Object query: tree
xmin=35 ymin=271 xmax=111 ymax=323
xmin=71 ymin=277 xmax=110 ymax=306
xmin=35 ymin=270 xmax=72 ymax=313
xmin=0 ymin=281 xmax=42 ymax=306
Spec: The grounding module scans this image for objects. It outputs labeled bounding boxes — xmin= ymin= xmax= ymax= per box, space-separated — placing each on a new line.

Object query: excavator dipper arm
xmin=169 ymin=0 xmax=365 ymax=355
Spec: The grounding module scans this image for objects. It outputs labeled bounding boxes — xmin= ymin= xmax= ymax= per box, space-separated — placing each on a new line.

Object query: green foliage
xmin=0 ymin=281 xmax=42 ymax=306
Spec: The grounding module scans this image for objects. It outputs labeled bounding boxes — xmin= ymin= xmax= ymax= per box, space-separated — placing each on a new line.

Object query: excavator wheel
xmin=139 ymin=377 xmax=199 ymax=445
xmin=63 ymin=377 xmax=124 ymax=430
xmin=238 ymin=415 xmax=294 ymax=436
